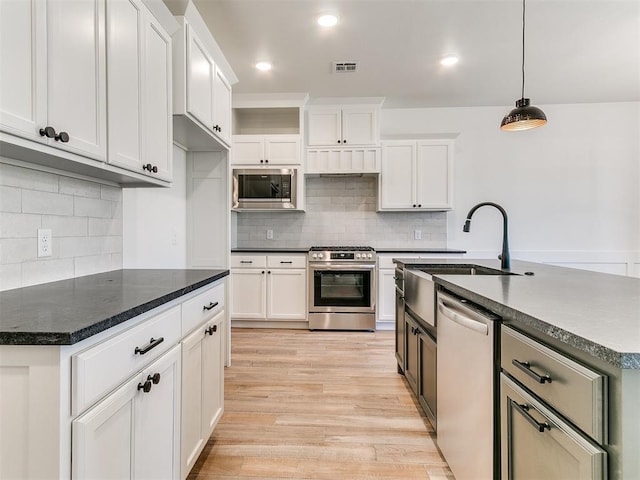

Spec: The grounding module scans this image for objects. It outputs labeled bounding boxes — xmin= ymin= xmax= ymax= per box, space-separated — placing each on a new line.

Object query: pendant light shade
xmin=500 ymin=0 xmax=547 ymax=131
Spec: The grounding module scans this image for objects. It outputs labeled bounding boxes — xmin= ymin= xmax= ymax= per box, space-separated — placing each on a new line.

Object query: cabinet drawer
xmin=72 ymin=305 xmax=181 ymax=415
xmin=182 ymin=283 xmax=225 ymax=336
xmin=231 ymin=255 xmax=267 ymax=268
xmin=267 ymin=255 xmax=306 ymax=268
xmin=501 ymin=326 xmax=607 ymax=443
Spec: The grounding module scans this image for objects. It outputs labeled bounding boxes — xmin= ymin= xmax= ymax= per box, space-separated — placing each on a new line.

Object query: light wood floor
xmin=188 ymin=328 xmax=454 ymax=480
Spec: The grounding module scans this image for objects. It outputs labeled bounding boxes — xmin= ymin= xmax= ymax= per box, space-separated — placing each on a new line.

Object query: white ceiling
xmin=193 ymin=0 xmax=640 ymax=108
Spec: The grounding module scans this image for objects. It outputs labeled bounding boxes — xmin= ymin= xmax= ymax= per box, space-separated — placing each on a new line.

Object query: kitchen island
xmin=394 ymin=258 xmax=640 ymax=480
xmin=0 ymin=269 xmax=229 ymax=480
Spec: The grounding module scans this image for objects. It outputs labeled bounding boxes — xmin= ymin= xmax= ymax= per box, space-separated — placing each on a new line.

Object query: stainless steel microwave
xmin=232 ymin=168 xmax=298 ymax=210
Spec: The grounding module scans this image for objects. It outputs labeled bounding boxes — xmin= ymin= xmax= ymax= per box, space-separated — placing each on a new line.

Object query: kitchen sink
xmin=417 ymin=265 xmax=518 ymax=276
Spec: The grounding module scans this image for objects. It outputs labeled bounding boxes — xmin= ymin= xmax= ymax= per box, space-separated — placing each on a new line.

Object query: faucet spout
xmin=463 ymin=202 xmax=510 ymax=270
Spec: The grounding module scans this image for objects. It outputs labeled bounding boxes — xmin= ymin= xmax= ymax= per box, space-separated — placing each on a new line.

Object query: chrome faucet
xmin=463 ymin=202 xmax=510 ymax=270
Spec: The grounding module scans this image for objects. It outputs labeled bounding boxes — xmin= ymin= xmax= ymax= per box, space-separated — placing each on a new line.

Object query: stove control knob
xmin=367 ymin=253 xmax=373 ymax=259
xmin=312 ymin=253 xmax=318 ymax=259
xmin=318 ymin=253 xmax=324 ymax=259
xmin=356 ymin=253 xmax=361 ymax=259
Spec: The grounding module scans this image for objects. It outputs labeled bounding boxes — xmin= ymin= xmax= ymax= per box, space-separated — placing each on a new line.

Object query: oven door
xmin=308 ymin=264 xmax=376 ymax=313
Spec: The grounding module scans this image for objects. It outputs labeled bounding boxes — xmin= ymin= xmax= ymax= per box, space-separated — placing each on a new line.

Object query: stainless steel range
xmin=308 ymin=246 xmax=376 ymax=331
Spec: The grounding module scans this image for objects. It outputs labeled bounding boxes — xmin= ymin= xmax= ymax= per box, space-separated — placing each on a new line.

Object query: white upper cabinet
xmin=106 ymin=0 xmax=173 ymax=181
xmin=379 ymin=139 xmax=454 ymax=211
xmin=232 ymin=134 xmax=301 ymax=165
xmin=173 ymin=18 xmax=232 ymax=150
xmin=307 ymin=104 xmax=379 ymax=146
xmin=0 ymin=0 xmax=107 ymax=160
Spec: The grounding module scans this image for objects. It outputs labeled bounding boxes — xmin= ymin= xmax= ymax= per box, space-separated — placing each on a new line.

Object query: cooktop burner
xmin=309 ymin=246 xmax=374 ymax=252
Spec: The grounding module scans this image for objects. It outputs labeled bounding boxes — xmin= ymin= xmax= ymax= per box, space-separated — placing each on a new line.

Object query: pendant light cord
xmin=521 ymin=0 xmax=526 ymax=99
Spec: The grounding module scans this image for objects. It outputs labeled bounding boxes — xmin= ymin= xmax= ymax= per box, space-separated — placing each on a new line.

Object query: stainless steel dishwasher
xmin=436 ymin=290 xmax=500 ymax=480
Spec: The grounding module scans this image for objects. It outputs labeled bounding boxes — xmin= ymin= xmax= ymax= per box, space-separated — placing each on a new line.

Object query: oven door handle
xmin=310 ymin=264 xmax=376 ymax=270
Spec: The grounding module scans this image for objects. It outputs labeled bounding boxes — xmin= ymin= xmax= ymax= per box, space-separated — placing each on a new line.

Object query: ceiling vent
xmin=333 ymin=61 xmax=359 ymax=73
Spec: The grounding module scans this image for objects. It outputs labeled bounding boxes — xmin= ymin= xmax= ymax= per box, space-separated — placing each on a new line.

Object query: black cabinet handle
xmin=512 ymin=359 xmax=552 ymax=384
xmin=240 ymin=260 xmax=253 ymax=264
xmin=148 ymin=373 xmax=161 ymax=385
xmin=134 ymin=336 xmax=164 ymax=355
xmin=142 ymin=163 xmax=158 ymax=173
xmin=55 ymin=131 xmax=69 ymax=142
xmin=205 ymin=324 xmax=218 ymax=335
xmin=512 ymin=402 xmax=550 ymax=432
xmin=39 ymin=126 xmax=56 ymax=138
xmin=213 ymin=124 xmax=221 ymax=132
xmin=280 ymin=261 xmax=293 ymax=264
xmin=137 ymin=380 xmax=152 ymax=393
xmin=203 ymin=301 xmax=219 ymax=311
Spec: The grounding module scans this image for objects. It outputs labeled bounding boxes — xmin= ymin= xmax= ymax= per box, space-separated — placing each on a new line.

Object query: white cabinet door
xmin=47 ymin=0 xmax=107 ymax=160
xmin=380 ymin=141 xmax=416 ymax=209
xmin=201 ymin=311 xmax=224 ymax=436
xmin=416 ymin=140 xmax=453 ymax=210
xmin=307 ymin=106 xmax=342 ymax=146
xmin=186 ymin=24 xmax=214 ymax=129
xmin=266 ymin=269 xmax=306 ymax=320
xmin=213 ymin=67 xmax=232 ymax=145
xmin=377 ymin=268 xmax=396 ymax=323
xmin=134 ymin=345 xmax=181 ymax=480
xmin=143 ymin=14 xmax=172 ymax=181
xmin=0 ymin=0 xmax=46 ymax=142
xmin=72 ymin=345 xmax=181 ymax=480
xmin=181 ymin=326 xmax=205 ymax=478
xmin=231 ymin=269 xmax=267 ymax=319
xmin=264 ymin=135 xmax=301 ymax=165
xmin=106 ymin=0 xmax=143 ymax=172
xmin=232 ymin=135 xmax=265 ymax=164
xmin=72 ymin=374 xmax=137 ymax=479
xmin=341 ymin=105 xmax=378 ymax=146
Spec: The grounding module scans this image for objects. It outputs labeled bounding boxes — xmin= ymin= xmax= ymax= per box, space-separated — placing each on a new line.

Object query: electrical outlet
xmin=266 ymin=229 xmax=274 ymax=240
xmin=414 ymin=229 xmax=422 ymax=240
xmin=38 ymin=229 xmax=52 ymax=257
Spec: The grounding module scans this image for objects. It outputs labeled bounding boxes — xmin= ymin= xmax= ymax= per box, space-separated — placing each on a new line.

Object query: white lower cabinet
xmin=181 ymin=310 xmax=224 ymax=479
xmin=0 ymin=280 xmax=226 ymax=480
xmin=72 ymin=344 xmax=181 ymax=480
xmin=231 ymin=254 xmax=307 ymax=323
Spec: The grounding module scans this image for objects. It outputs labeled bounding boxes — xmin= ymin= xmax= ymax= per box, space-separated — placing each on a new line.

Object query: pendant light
xmin=500 ymin=0 xmax=547 ymax=131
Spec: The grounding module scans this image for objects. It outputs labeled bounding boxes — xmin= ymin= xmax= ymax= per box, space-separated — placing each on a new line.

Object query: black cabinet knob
xmin=413 ymin=204 xmax=416 ymax=208
xmin=343 ymin=139 xmax=347 ymax=144
xmin=148 ymin=373 xmax=161 ymax=385
xmin=205 ymin=324 xmax=218 ymax=335
xmin=137 ymin=380 xmax=152 ymax=393
xmin=260 ymin=160 xmax=264 ymax=163
xmin=55 ymin=131 xmax=69 ymax=143
xmin=39 ymin=126 xmax=56 ymax=138
xmin=337 ymin=140 xmax=341 ymax=144
xmin=418 ymin=204 xmax=422 ymax=208
xmin=261 ymin=270 xmax=265 ymax=274
xmin=265 ymin=159 xmax=269 ymax=163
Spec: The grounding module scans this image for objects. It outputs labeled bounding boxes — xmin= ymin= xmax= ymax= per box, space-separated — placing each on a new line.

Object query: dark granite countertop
xmin=377 ymin=248 xmax=466 ymax=254
xmin=0 ymin=269 xmax=229 ymax=346
xmin=232 ymin=248 xmax=467 ymax=254
xmin=395 ymin=258 xmax=640 ymax=369
xmin=231 ymin=248 xmax=309 ymax=253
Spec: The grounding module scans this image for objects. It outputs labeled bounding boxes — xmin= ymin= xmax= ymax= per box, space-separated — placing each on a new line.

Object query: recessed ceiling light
xmin=255 ymin=62 xmax=272 ymax=71
xmin=317 ymin=14 xmax=338 ymax=27
xmin=440 ymin=55 xmax=459 ymax=66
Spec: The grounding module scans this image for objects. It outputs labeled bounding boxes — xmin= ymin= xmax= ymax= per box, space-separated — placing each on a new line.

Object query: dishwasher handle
xmin=437 ymin=299 xmax=489 ymax=335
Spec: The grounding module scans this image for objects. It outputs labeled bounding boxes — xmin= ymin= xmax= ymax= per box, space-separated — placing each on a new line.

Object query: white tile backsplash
xmin=0 ymin=160 xmax=123 ymax=290
xmin=236 ymin=176 xmax=448 ymax=248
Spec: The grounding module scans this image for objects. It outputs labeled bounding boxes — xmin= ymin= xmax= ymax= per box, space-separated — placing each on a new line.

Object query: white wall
xmin=382 ymin=102 xmax=640 ymax=276
xmin=122 ymin=145 xmax=188 ymax=268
